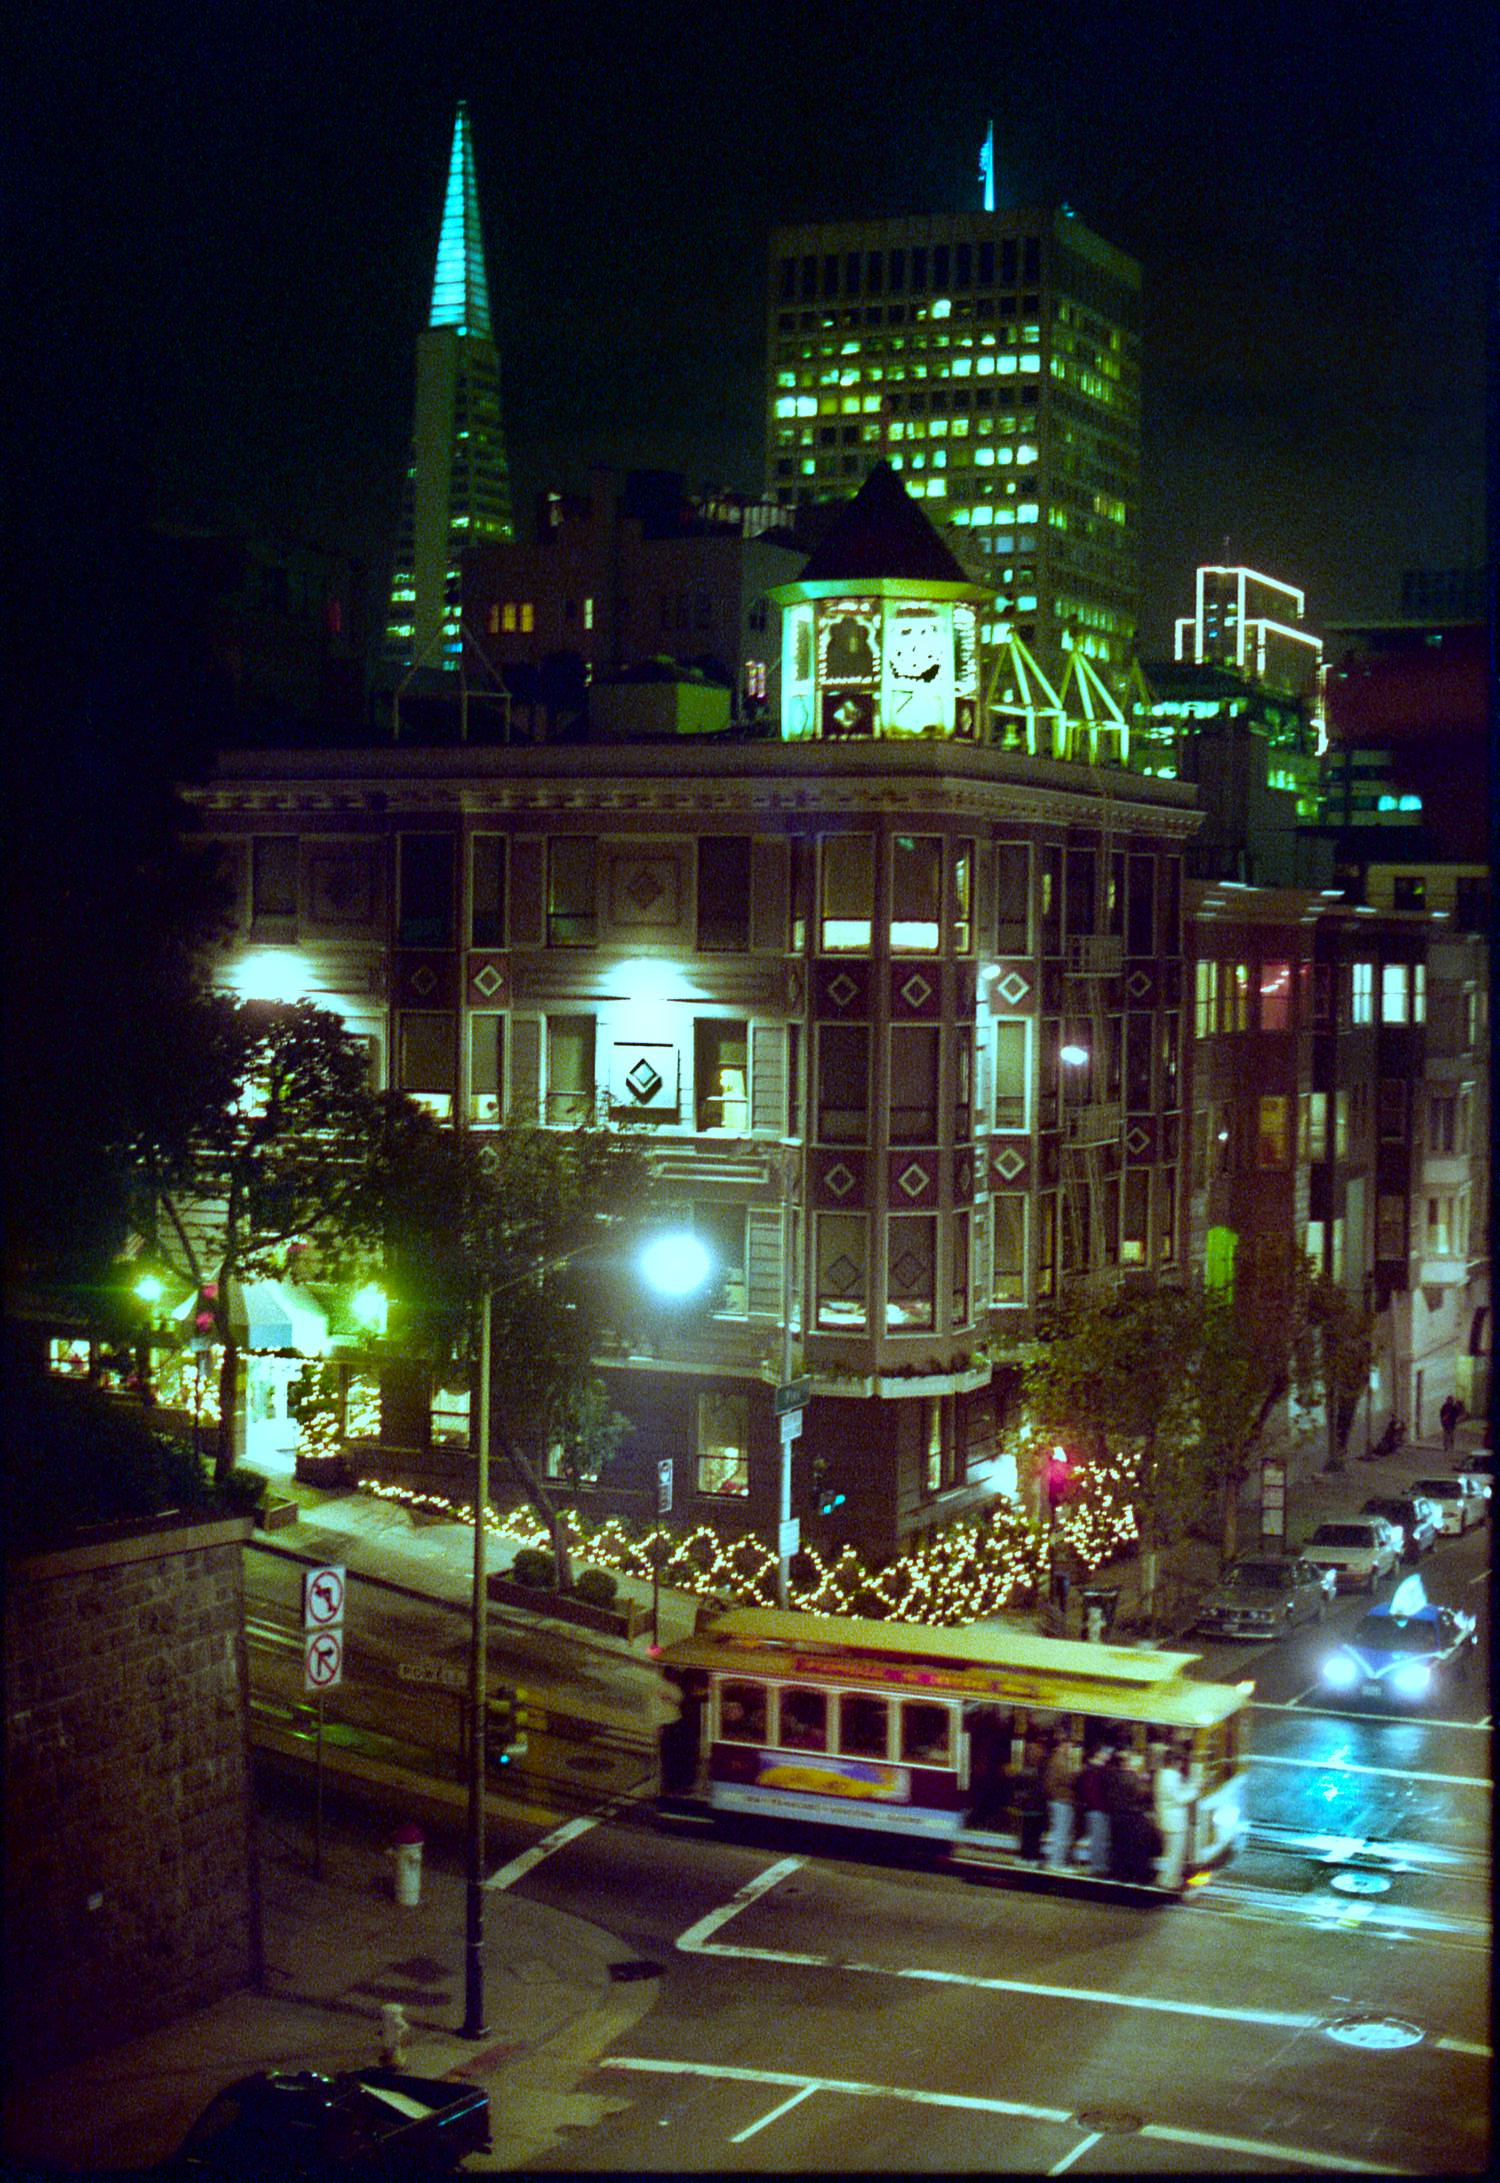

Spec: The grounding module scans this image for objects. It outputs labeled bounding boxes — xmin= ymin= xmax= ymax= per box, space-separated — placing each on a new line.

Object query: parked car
xmin=1194 ymin=1554 xmax=1335 ymax=1640
xmin=1456 ymin=1466 xmax=1492 ymax=1503
xmin=1320 ymin=1575 xmax=1479 ymax=1706
xmin=1303 ymin=1517 xmax=1401 ymax=1594
xmin=1360 ymin=1494 xmax=1440 ymax=1565
xmin=173 ymin=2069 xmax=491 ymax=2172
xmin=1408 ymin=1476 xmax=1486 ymax=1535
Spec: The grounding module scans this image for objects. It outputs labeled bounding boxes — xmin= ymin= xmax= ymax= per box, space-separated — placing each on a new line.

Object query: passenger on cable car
xmin=1043 ymin=1731 xmax=1083 ymax=1868
xmin=1074 ymin=1740 xmax=1112 ymax=1873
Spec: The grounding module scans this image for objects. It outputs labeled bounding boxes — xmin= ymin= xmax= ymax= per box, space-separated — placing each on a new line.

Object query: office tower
xmin=382 ymin=103 xmax=514 ymax=680
xmin=1174 ymin=565 xmax=1322 ymax=700
xmin=765 ymin=209 xmax=1141 ymax=680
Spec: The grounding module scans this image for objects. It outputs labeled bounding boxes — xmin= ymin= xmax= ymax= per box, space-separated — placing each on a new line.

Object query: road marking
xmin=486 ymin=1813 xmax=601 ymax=1890
xmin=676 ymin=1859 xmax=1316 ymax=2031
xmin=1436 ymin=2036 xmax=1493 ymax=2057
xmin=1255 ymin=1699 xmax=1490 ymax=1736
xmin=1249 ymin=1751 xmax=1492 ymax=1788
xmin=728 ymin=2084 xmax=818 ymax=2142
xmin=1048 ymin=2131 xmax=1102 ymax=2173
xmin=601 ymin=2058 xmax=1404 ymax=2173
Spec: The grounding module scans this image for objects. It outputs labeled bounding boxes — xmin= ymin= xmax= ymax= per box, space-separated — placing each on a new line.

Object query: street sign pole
xmin=314 ymin=1692 xmax=325 ymax=1879
xmin=462 ymin=1291 xmax=491 ymax=2041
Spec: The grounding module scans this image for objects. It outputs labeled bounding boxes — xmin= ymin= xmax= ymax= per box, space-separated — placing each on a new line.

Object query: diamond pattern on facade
xmin=899 ymin=972 xmax=934 ymax=1011
xmin=1125 ymin=1123 xmax=1151 ymax=1160
xmin=890 ymin=1249 xmax=926 ymax=1291
xmin=1126 ymin=968 xmax=1154 ymax=1003
xmin=626 ymin=1057 xmax=664 ymax=1103
xmin=409 ymin=965 xmax=438 ymax=998
xmin=624 ymin=865 xmax=666 ymax=914
xmin=897 ymin=1160 xmax=931 ymax=1200
xmin=823 ymin=1162 xmax=858 ymax=1199
xmin=826 ymin=1253 xmax=861 ymax=1295
xmin=826 ymin=973 xmax=859 ymax=1011
xmin=992 ymin=1145 xmax=1026 ymax=1183
xmin=471 ymin=962 xmax=504 ymax=1000
xmin=995 ymin=970 xmax=1031 ymax=1009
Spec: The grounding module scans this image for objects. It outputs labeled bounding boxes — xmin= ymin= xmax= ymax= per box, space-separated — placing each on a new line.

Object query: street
xmin=246 ymin=1524 xmax=1491 ymax=2173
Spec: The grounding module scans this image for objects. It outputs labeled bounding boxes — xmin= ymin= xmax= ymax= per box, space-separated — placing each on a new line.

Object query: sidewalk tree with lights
xmin=358 ymin=1100 xmax=656 ymax=1590
xmin=130 ymin=996 xmax=394 ymax=1480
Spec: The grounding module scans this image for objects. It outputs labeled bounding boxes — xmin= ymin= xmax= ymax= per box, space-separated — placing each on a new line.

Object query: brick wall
xmin=3 ymin=1515 xmax=259 ymax=2076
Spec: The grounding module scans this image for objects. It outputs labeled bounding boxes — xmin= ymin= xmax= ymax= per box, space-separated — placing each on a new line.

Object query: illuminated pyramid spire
xmin=429 ymin=101 xmax=492 ymax=338
xmin=382 ymin=101 xmax=513 ymax=681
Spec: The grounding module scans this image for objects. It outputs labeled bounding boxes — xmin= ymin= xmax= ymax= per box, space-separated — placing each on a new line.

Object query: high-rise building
xmin=382 ymin=103 xmax=514 ymax=681
xmin=764 ymin=209 xmax=1141 ymax=680
xmin=1174 ymin=565 xmax=1322 ymax=701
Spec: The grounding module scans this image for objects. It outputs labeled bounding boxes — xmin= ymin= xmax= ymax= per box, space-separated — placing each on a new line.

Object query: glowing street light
xmin=638 ymin=1231 xmax=713 ymax=1299
xmin=350 ymin=1283 xmax=389 ymax=1333
xmin=134 ymin=1273 xmax=165 ymax=1306
xmin=1060 ymin=1042 xmax=1090 ymax=1067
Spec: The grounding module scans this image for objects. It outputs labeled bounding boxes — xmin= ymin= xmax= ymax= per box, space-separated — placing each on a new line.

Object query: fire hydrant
xmin=390 ymin=1823 xmax=423 ymax=1907
xmin=380 ymin=2001 xmax=412 ymax=2066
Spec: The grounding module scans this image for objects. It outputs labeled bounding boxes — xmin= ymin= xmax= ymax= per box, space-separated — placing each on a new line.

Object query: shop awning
xmin=230 ymin=1280 xmax=330 ymax=1356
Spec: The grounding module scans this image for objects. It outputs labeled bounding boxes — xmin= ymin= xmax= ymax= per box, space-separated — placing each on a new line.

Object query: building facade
xmin=765 ymin=208 xmax=1141 ymax=681
xmin=191 ymin=470 xmax=1195 ymax=1558
xmin=382 ymin=103 xmax=514 ymax=682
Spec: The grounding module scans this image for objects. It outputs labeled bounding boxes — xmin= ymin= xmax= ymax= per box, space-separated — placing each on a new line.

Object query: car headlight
xmin=1391 ymin=1663 xmax=1432 ymax=1699
xmin=1322 ymin=1654 xmax=1358 ymax=1688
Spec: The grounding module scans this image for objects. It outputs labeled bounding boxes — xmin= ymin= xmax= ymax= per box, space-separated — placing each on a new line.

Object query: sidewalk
xmin=3 ymin=1787 xmax=658 ymax=2173
xmin=1072 ymin=1414 xmax=1491 ymax=1645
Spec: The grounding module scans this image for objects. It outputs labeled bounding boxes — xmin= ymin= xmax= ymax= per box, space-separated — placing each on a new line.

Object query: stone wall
xmin=3 ymin=1514 xmax=259 ymax=2076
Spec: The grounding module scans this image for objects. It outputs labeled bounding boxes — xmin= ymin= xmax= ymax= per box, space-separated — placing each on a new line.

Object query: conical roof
xmin=795 ymin=463 xmax=973 ymax=586
xmin=429 ymin=102 xmax=492 ymax=338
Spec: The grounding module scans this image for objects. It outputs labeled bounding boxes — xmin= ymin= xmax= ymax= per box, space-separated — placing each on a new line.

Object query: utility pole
xmin=461 ymin=1293 xmax=491 ymax=2039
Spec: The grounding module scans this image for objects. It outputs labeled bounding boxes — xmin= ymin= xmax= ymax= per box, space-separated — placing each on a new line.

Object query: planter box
xmin=257 ymin=1498 xmax=300 ymax=1532
xmin=294 ymin=1451 xmax=354 ymax=1489
xmin=486 ymin=1574 xmax=649 ymax=1641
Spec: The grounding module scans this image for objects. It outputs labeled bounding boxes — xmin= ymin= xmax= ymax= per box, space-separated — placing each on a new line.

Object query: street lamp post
xmin=461 ymin=1291 xmax=492 ymax=2041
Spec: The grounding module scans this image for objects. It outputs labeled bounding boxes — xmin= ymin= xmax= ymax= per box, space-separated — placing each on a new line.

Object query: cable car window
xmin=900 ymin=1700 xmax=952 ymax=1766
xmin=838 ymin=1692 xmax=890 ymax=1759
xmin=719 ymin=1681 xmax=767 ymax=1744
xmin=779 ymin=1687 xmax=828 ymax=1751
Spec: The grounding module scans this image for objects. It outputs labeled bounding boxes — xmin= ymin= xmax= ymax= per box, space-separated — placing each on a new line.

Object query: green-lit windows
xmin=889 ymin=1025 xmax=939 ymax=1142
xmin=469 ymin=1013 xmax=504 ymax=1122
xmin=546 ymin=837 xmax=596 ymax=946
xmin=994 ymin=1020 xmax=1029 ymax=1129
xmin=1257 ymin=1096 xmax=1290 ymax=1167
xmin=544 ymin=1015 xmax=596 ymax=1124
xmin=698 ymin=1390 xmax=750 ymax=1496
xmin=887 ymin=1214 xmax=936 ymax=1329
xmin=993 ymin=1192 xmax=1026 ymax=1303
xmin=470 ymin=835 xmax=505 ymax=947
xmin=820 ymin=833 xmax=874 ymax=950
xmin=816 ymin=1212 xmax=868 ymax=1329
xmin=398 ymin=1012 xmax=456 ymax=1118
xmin=695 ymin=1020 xmax=749 ymax=1132
xmin=1351 ymin=961 xmax=1374 ymax=1025
xmin=891 ymin=834 xmax=941 ymax=949
xmin=951 ymin=840 xmax=974 ymax=950
xmin=817 ymin=1024 xmax=870 ymax=1143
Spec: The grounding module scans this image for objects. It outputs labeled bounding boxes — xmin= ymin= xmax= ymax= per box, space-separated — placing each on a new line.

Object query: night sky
xmin=18 ymin=0 xmax=1495 ymax=655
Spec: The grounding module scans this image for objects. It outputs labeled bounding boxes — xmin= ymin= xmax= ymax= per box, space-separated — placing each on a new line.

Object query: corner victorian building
xmin=191 ymin=466 xmax=1196 ymax=1558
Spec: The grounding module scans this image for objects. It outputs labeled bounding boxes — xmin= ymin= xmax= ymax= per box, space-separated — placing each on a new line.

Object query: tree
xmin=132 ymin=997 xmax=391 ymax=1479
xmin=363 ymin=1106 xmax=653 ymax=1587
xmin=1024 ymin=1284 xmax=1206 ymax=1628
xmin=1192 ymin=1242 xmax=1322 ymax=1564
xmin=1306 ymin=1276 xmax=1375 ymax=1474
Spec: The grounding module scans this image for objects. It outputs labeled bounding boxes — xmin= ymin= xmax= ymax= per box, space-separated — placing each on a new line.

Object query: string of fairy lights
xmin=350 ymin=1435 xmax=1141 ymax=1629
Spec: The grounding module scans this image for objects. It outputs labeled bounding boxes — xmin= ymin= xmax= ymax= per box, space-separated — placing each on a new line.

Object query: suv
xmin=1360 ymin=1494 xmax=1439 ymax=1565
xmin=1303 ymin=1517 xmax=1401 ymax=1593
xmin=1408 ymin=1476 xmax=1485 ymax=1536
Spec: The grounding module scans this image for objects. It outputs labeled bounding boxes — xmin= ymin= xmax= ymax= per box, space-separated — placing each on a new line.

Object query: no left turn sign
xmin=303 ymin=1629 xmax=344 ymax=1692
